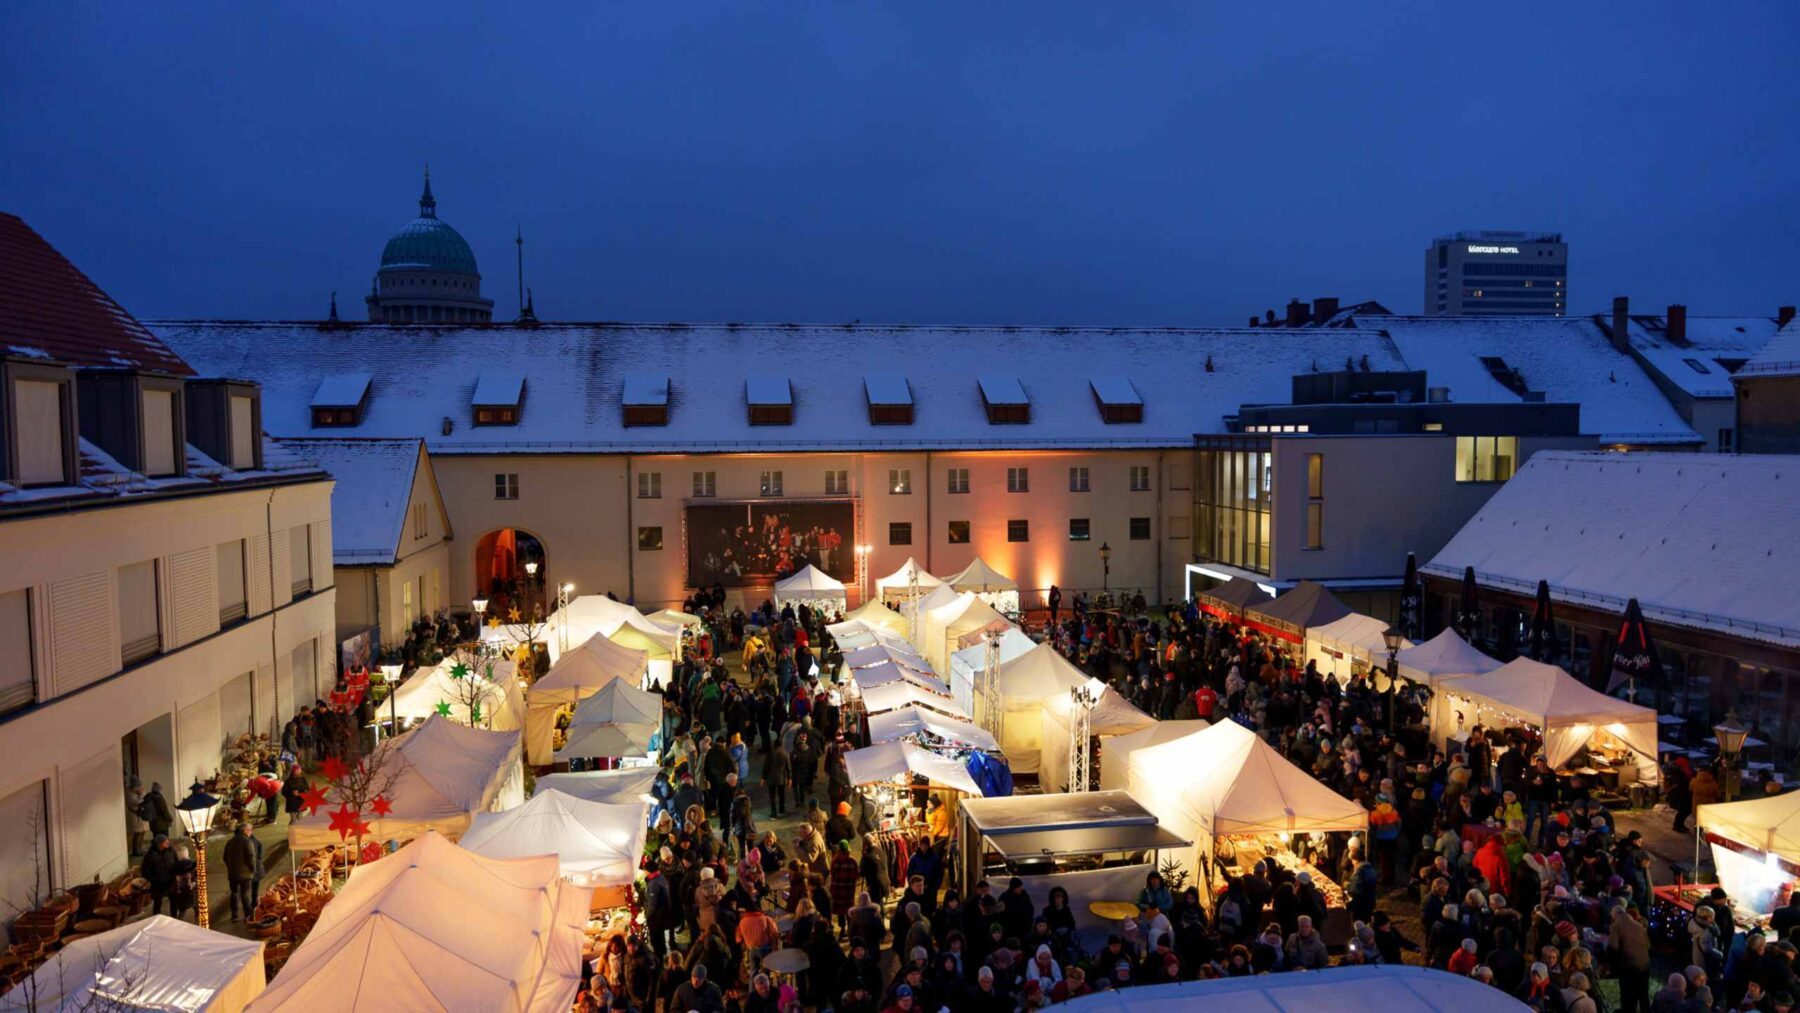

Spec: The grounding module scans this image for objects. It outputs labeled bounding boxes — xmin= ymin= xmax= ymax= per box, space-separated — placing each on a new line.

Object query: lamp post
xmin=1382 ymin=628 xmax=1404 ymax=735
xmin=1715 ymin=711 xmax=1750 ymax=802
xmin=379 ymin=661 xmax=403 ymax=742
xmin=524 ymin=560 xmax=539 ymax=613
xmin=1098 ymin=542 xmax=1111 ymax=595
xmin=558 ymin=582 xmax=574 ymax=656
xmin=855 ymin=544 xmax=873 ymax=604
xmin=175 ymin=780 xmax=222 ymax=928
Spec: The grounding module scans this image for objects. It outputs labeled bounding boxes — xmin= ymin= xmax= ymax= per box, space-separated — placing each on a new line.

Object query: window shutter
xmin=141 ymin=389 xmax=177 ymax=476
xmin=247 ymin=534 xmax=272 ymax=615
xmin=167 ymin=547 xmax=218 ymax=648
xmin=49 ymin=573 xmax=116 ymax=697
xmin=228 ymin=395 xmax=255 ymax=469
xmin=0 ymin=590 xmax=33 ymax=712
xmin=270 ymin=533 xmax=292 ymax=608
xmin=310 ymin=522 xmax=333 ymax=591
xmin=13 ymin=379 xmax=67 ymax=485
xmin=59 ymin=744 xmax=125 ymax=887
xmin=175 ymin=693 xmax=222 ymax=783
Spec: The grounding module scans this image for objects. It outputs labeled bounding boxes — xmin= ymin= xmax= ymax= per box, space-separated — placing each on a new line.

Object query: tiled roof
xmin=0 ymin=213 xmax=193 ymax=375
xmin=273 ymin=437 xmax=423 ymax=565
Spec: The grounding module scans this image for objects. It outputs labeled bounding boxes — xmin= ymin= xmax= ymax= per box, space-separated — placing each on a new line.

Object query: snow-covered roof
xmin=1360 ymin=315 xmax=1701 ymax=445
xmin=1089 ymin=374 xmax=1141 ymax=405
xmin=274 ymin=437 xmax=424 ymax=565
xmin=621 ymin=371 xmax=668 ymax=406
xmin=310 ymin=372 xmax=370 ymax=408
xmin=148 ymin=322 xmax=1409 ymax=452
xmin=470 ymin=371 xmax=524 ymax=407
xmin=1623 ymin=315 xmax=1780 ymax=399
xmin=1 ymin=434 xmax=326 ymax=513
xmin=1739 ymin=321 xmax=1800 ymax=380
xmin=978 ymin=374 xmax=1029 ymax=406
xmin=746 ymin=373 xmax=791 ymax=405
xmin=864 ymin=373 xmax=912 ymax=406
xmin=1425 ymin=451 xmax=1800 ymax=648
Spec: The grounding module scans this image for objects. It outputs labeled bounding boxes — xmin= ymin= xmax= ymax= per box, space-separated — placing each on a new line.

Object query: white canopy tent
xmin=548 ymin=595 xmax=681 ymax=672
xmin=1304 ymin=612 xmax=1409 ymax=683
xmin=827 ymin=621 xmax=915 ymax=653
xmin=867 ymin=705 xmax=999 ymax=750
xmin=460 ymin=789 xmax=650 ymax=889
xmin=841 ymin=598 xmax=912 ymax=636
xmin=287 ymin=714 xmax=524 ymax=850
xmin=1099 ymin=720 xmax=1211 ymax=791
xmin=922 ymin=592 xmax=1012 ymax=674
xmin=1 ymin=915 xmax=266 ymax=1013
xmin=843 ymin=642 xmax=932 ymax=673
xmin=940 ymin=557 xmax=1019 ymax=612
xmin=849 ymin=659 xmax=952 ymax=698
xmin=949 ymin=627 xmax=1038 ymax=712
xmin=1040 ymin=679 xmax=1157 ymax=793
xmin=249 ymin=832 xmax=587 ymax=1013
xmin=534 ymin=768 xmax=659 ymax=806
xmin=773 ymin=564 xmax=848 ymax=608
xmin=1059 ymin=964 xmax=1524 ymax=1012
xmin=1433 ymin=657 xmax=1660 ymax=784
xmin=1697 ymin=792 xmax=1800 ymax=913
xmin=901 ymin=583 xmax=962 ymax=632
xmin=646 ymin=608 xmax=703 ymax=629
xmin=859 ymin=680 xmax=969 ymax=719
xmin=1126 ymin=720 xmax=1368 ymax=881
xmin=1394 ymin=628 xmax=1502 ymax=686
xmin=844 ymin=740 xmax=984 ymax=797
xmin=524 ymin=634 xmax=650 ymax=765
xmin=968 ymin=644 xmax=1091 ymax=774
xmin=874 ymin=557 xmax=942 ymax=603
xmin=388 ymin=654 xmax=526 ymax=732
xmin=557 ymin=679 xmax=662 ymax=760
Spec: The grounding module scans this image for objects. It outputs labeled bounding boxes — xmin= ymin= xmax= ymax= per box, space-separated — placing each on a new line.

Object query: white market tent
xmin=844 ymin=740 xmax=984 ymax=796
xmin=549 ymin=595 xmax=682 ymax=667
xmin=389 ymin=654 xmax=526 ymax=732
xmin=1 ymin=915 xmax=265 ymax=1013
xmin=534 ymin=768 xmax=660 ymax=805
xmin=1059 ymin=964 xmax=1524 ymax=1012
xmin=1040 ymin=679 xmax=1157 ymax=793
xmin=970 ymin=644 xmax=1091 ymax=774
xmin=645 ymin=608 xmax=703 ymax=629
xmin=949 ymin=627 xmax=1039 ymax=712
xmin=1126 ymin=720 xmax=1367 ymax=879
xmin=828 ymin=620 xmax=915 ymax=653
xmin=922 ymin=592 xmax=1012 ymax=674
xmin=867 ymin=704 xmax=999 ymax=750
xmin=843 ymin=643 xmax=932 ymax=673
xmin=1394 ymin=629 xmax=1502 ymax=686
xmin=1697 ymin=792 xmax=1800 ymax=912
xmin=249 ymin=832 xmax=586 ymax=1013
xmin=859 ymin=680 xmax=969 ymax=719
xmin=557 ymin=679 xmax=662 ymax=760
xmin=1304 ymin=612 xmax=1410 ymax=683
xmin=1432 ymin=657 xmax=1660 ymax=783
xmin=902 ymin=583 xmax=962 ymax=629
xmin=287 ymin=714 xmax=524 ymax=850
xmin=460 ymin=789 xmax=650 ymax=889
xmin=850 ymin=659 xmax=952 ymax=698
xmin=773 ymin=564 xmax=848 ymax=608
xmin=874 ymin=557 xmax=942 ymax=603
xmin=941 ymin=557 xmax=1019 ymax=612
xmin=1099 ymin=720 xmax=1211 ymax=791
xmin=524 ymin=634 xmax=650 ymax=765
xmin=841 ymin=598 xmax=912 ymax=636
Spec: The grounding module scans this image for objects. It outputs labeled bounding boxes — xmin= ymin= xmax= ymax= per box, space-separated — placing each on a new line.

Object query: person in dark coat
xmin=763 ymin=743 xmax=792 ymax=818
xmin=829 ymin=840 xmax=860 ymax=928
xmin=140 ymin=834 xmax=179 ymax=916
xmin=141 ymin=782 xmax=174 ymax=837
xmin=859 ymin=833 xmax=892 ymax=904
xmin=222 ymin=823 xmax=264 ymax=923
xmin=1000 ymin=877 xmax=1035 ymax=941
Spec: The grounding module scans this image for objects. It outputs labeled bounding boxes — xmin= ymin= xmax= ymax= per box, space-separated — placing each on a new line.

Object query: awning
xmin=987 ymin=823 xmax=1192 ymax=860
xmin=961 ymin=789 xmax=1162 ymax=834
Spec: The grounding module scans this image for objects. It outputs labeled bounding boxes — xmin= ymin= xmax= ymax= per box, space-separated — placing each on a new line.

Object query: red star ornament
xmin=319 ymin=756 xmax=350 ymax=782
xmin=369 ymin=795 xmax=394 ymax=817
xmin=350 ymin=818 xmax=373 ymax=840
xmin=299 ymin=786 xmax=330 ymax=815
xmin=327 ymin=803 xmax=360 ymax=840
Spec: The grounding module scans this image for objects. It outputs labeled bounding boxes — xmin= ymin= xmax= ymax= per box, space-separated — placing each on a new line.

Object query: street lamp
xmin=1382 ymin=627 xmax=1404 ymax=734
xmin=472 ymin=596 xmax=489 ymax=619
xmin=557 ymin=582 xmax=575 ymax=655
xmin=1098 ymin=542 xmax=1111 ymax=594
xmin=524 ymin=561 xmax=538 ymax=577
xmin=1715 ymin=711 xmax=1750 ymax=802
xmin=175 ymin=780 xmax=221 ymax=928
xmin=379 ymin=661 xmax=404 ymax=742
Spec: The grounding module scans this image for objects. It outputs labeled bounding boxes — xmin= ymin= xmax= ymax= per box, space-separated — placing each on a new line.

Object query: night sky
xmin=4 ymin=2 xmax=1795 ymax=325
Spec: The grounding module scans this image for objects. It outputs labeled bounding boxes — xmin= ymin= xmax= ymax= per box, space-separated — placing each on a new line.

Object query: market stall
xmin=1304 ymin=612 xmax=1410 ymax=684
xmin=459 ymin=789 xmax=650 ymax=906
xmin=948 ymin=627 xmax=1038 ymax=711
xmin=1098 ymin=720 xmax=1211 ymax=792
xmin=1695 ymin=791 xmax=1800 ymax=916
xmin=826 ymin=619 xmax=915 ymax=653
xmin=840 ymin=597 xmax=913 ymax=636
xmin=248 ymin=832 xmax=587 ymax=1013
xmin=849 ymin=658 xmax=952 ymax=697
xmin=859 ymin=680 xmax=970 ymax=720
xmin=843 ymin=642 xmax=934 ymax=676
xmin=388 ymin=652 xmax=527 ymax=732
xmin=1039 ymin=678 xmax=1156 ymax=793
xmin=286 ymin=714 xmax=524 ymax=850
xmin=524 ymin=634 xmax=650 ymax=765
xmin=957 ymin=789 xmax=1190 ymax=889
xmin=1125 ymin=720 xmax=1368 ymax=913
xmin=773 ymin=563 xmax=848 ymax=612
xmin=1432 ymin=657 xmax=1660 ymax=787
xmin=547 ymin=595 xmax=682 ymax=672
xmin=901 ymin=583 xmax=962 ymax=634
xmin=1060 ymin=964 xmax=1526 ymax=1012
xmin=1244 ymin=580 xmax=1352 ymax=644
xmin=534 ymin=768 xmax=660 ymax=806
xmin=868 ymin=704 xmax=999 ymax=751
xmin=556 ymin=678 xmax=663 ymax=762
xmin=1194 ymin=576 xmax=1274 ymax=623
xmin=874 ymin=557 xmax=942 ymax=604
xmin=2 ymin=915 xmax=266 ymax=1013
xmin=1394 ymin=628 xmax=1501 ymax=687
xmin=921 ymin=592 xmax=1013 ymax=675
xmin=940 ymin=557 xmax=1020 ymax=613
xmin=844 ymin=739 xmax=987 ymax=830
xmin=962 ymin=644 xmax=1090 ymax=775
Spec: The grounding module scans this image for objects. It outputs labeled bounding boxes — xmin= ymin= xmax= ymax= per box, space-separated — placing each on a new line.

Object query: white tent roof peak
xmin=774 ymin=564 xmax=846 ymax=594
xmin=844 ymin=740 xmax=983 ymax=796
xmin=459 ymin=789 xmax=650 ymax=888
xmin=5 ymin=914 xmax=266 ymax=1012
xmin=875 ymin=557 xmax=941 ymax=592
xmin=1395 ymin=628 xmax=1501 ymax=682
xmin=1442 ymin=656 xmax=1653 ymax=727
xmin=943 ymin=557 xmax=1017 ymax=592
xmin=1128 ymin=719 xmax=1368 ymax=836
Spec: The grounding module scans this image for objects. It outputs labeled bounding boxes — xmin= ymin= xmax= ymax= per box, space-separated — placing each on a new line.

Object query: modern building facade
xmin=1425 ymin=230 xmax=1568 ymax=316
xmin=364 ymin=171 xmax=495 ymax=324
xmin=0 ymin=215 xmax=335 ymax=928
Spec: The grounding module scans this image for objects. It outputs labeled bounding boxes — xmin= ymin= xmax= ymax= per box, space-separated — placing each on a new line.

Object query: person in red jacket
xmin=1193 ymin=684 xmax=1218 ymax=720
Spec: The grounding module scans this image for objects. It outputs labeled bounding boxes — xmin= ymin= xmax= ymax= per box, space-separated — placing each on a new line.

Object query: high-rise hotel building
xmin=1425 ymin=230 xmax=1567 ymax=316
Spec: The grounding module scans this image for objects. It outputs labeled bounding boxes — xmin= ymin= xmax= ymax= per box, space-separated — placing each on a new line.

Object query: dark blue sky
xmin=4 ymin=2 xmax=1795 ymax=325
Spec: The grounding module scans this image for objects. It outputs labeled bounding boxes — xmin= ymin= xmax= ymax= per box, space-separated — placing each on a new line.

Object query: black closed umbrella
xmin=1605 ymin=597 xmax=1664 ymax=698
xmin=1398 ymin=552 xmax=1422 ymax=641
xmin=1527 ymin=579 xmax=1555 ymax=662
xmin=1456 ymin=565 xmax=1480 ymax=645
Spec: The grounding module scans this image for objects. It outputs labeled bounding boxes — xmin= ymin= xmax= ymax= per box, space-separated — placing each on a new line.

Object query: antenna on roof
xmin=515 ymin=228 xmax=537 ymax=325
xmin=328 ymin=291 xmax=339 ymax=323
xmin=419 ymin=164 xmax=436 ymax=218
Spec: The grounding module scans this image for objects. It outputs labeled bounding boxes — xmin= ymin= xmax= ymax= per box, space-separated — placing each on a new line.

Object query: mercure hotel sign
xmin=1467 ymin=244 xmax=1521 ymax=254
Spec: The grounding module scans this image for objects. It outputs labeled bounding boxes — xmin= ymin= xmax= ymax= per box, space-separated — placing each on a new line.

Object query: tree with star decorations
xmin=435 ymin=648 xmax=503 ymax=729
xmin=311 ymin=736 xmax=406 ymax=869
xmin=489 ymin=601 xmax=550 ymax=684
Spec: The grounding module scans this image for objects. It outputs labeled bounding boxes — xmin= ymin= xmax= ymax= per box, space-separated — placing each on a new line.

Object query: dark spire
xmin=419 ymin=163 xmax=437 ymax=218
xmin=519 ymin=287 xmax=538 ymax=325
xmin=515 ymin=225 xmax=525 ymax=319
xmin=328 ymin=291 xmax=339 ymax=322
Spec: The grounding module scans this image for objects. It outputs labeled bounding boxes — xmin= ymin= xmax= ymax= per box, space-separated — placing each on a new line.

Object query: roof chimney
xmin=1666 ymin=304 xmax=1687 ymax=345
xmin=1265 ymin=309 xmax=1276 ymax=325
xmin=1780 ymin=305 xmax=1796 ymax=328
xmin=1248 ymin=316 xmax=1259 ymax=328
xmin=1286 ymin=299 xmax=1309 ymax=327
xmin=1312 ymin=297 xmax=1339 ymax=325
xmin=1610 ymin=295 xmax=1631 ymax=353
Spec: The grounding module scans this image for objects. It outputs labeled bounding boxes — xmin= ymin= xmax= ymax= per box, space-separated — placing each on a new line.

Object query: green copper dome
xmin=377 ymin=171 xmax=479 ymax=275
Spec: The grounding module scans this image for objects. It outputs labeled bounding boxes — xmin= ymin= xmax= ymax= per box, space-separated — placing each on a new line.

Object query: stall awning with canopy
xmin=1698 ymin=791 xmax=1800 ymax=868
xmin=989 ymin=824 xmax=1192 ymax=860
xmin=389 ymin=654 xmax=526 ymax=732
xmin=1099 ymin=720 xmax=1211 ymax=791
xmin=1039 ymin=679 xmax=1157 ymax=793
xmin=1433 ymin=657 xmax=1659 ymax=780
xmin=942 ymin=557 xmax=1018 ymax=593
xmin=557 ymin=678 xmax=662 ymax=759
xmin=1126 ymin=720 xmax=1369 ymax=838
xmin=867 ymin=705 xmax=999 ymax=750
xmin=550 ymin=595 xmax=681 ymax=664
xmin=1195 ymin=576 xmax=1275 ymax=620
xmin=1245 ymin=580 xmax=1352 ymax=642
xmin=459 ymin=789 xmax=650 ymax=888
xmin=850 ymin=659 xmax=952 ymax=698
xmin=774 ymin=564 xmax=848 ymax=604
xmin=534 ymin=768 xmax=659 ymax=805
xmin=859 ymin=680 xmax=969 ymax=719
xmin=841 ymin=598 xmax=912 ymax=635
xmin=949 ymin=627 xmax=1039 ymax=713
xmin=524 ymin=634 xmax=650 ymax=765
xmin=843 ymin=643 xmax=932 ymax=672
xmin=3 ymin=915 xmax=266 ymax=1013
xmin=1394 ymin=628 xmax=1501 ymax=686
xmin=844 ymin=740 xmax=984 ymax=796
xmin=923 ymin=592 xmax=1012 ymax=673
xmin=1305 ymin=612 xmax=1409 ymax=681
xmin=646 ymin=608 xmax=703 ymax=629
xmin=972 ymin=644 xmax=1091 ymax=774
xmin=875 ymin=558 xmax=942 ymax=600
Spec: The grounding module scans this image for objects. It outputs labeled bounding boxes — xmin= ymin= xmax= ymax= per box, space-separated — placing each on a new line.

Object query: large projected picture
xmin=687 ymin=500 xmax=855 ymax=587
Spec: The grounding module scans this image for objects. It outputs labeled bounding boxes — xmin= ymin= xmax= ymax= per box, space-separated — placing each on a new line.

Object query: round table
xmin=1088 ymin=900 xmax=1141 ymax=921
xmin=763 ymin=947 xmax=810 ymax=975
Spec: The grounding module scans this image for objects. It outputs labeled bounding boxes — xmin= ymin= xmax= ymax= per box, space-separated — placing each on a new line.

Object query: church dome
xmin=379 ymin=216 xmax=478 ymax=275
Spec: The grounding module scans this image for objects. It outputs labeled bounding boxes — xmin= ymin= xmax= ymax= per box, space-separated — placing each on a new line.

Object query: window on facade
xmin=402 ymin=579 xmax=415 ymax=626
xmin=1129 ymin=517 xmax=1151 ymax=541
xmin=748 ymin=404 xmax=793 ymax=426
xmin=412 ymin=502 xmax=427 ymax=540
xmin=1195 ymin=441 xmax=1273 ymax=575
xmin=1006 ymin=467 xmax=1029 ymax=493
xmin=947 ymin=469 xmax=970 ymax=494
xmin=12 ymin=378 xmax=68 ymax=485
xmin=1718 ymin=428 xmax=1734 ymax=453
xmin=1129 ymin=466 xmax=1150 ymax=492
xmin=141 ymin=388 xmax=178 ymax=477
xmin=1305 ymin=453 xmax=1324 ymax=550
xmin=889 ymin=469 xmax=911 ymax=495
xmin=623 ymin=404 xmax=668 ymax=427
xmin=760 ymin=470 xmax=784 ymax=497
xmin=473 ymin=406 xmax=518 ymax=426
xmin=1306 ymin=503 xmax=1324 ymax=550
xmin=311 ymin=407 xmax=358 ymax=427
xmin=227 ymin=395 xmax=256 ymax=470
xmin=0 ymin=589 xmax=33 ymax=713
xmin=692 ymin=471 xmax=716 ymax=498
xmin=889 ymin=522 xmax=912 ymax=546
xmin=217 ymin=540 xmax=246 ymax=625
xmin=638 ymin=526 xmax=664 ymax=551
xmin=1307 ymin=453 xmax=1323 ymax=499
xmin=947 ymin=521 xmax=970 ymax=544
xmin=118 ymin=559 xmax=160 ymax=665
xmin=494 ymin=473 xmax=519 ymax=500
xmin=1069 ymin=467 xmax=1089 ymax=492
xmin=638 ymin=471 xmax=661 ymax=499
xmin=290 ymin=525 xmax=312 ymax=595
xmin=825 ymin=470 xmax=849 ymax=495
xmin=1007 ymin=519 xmax=1029 ymax=542
xmin=1454 ymin=436 xmax=1518 ymax=482
xmin=1069 ymin=518 xmax=1090 ymax=541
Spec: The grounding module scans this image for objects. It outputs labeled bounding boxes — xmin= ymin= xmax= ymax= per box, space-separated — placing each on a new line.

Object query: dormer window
xmin=310 ymin=372 xmax=370 ymax=428
xmin=623 ymin=372 xmax=669 ymax=427
xmin=76 ymin=369 xmax=187 ymax=478
xmin=747 ymin=374 xmax=793 ymax=426
xmin=471 ymin=372 xmax=525 ymax=427
xmin=979 ymin=375 xmax=1030 ymax=424
xmin=865 ymin=374 xmax=913 ymax=425
xmin=4 ymin=359 xmax=76 ymax=487
xmin=184 ymin=379 xmax=262 ymax=471
xmin=1090 ymin=375 xmax=1144 ymax=424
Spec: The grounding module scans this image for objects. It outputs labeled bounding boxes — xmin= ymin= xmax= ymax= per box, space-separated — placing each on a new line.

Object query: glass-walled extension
xmin=1194 ymin=436 xmax=1273 ymax=575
